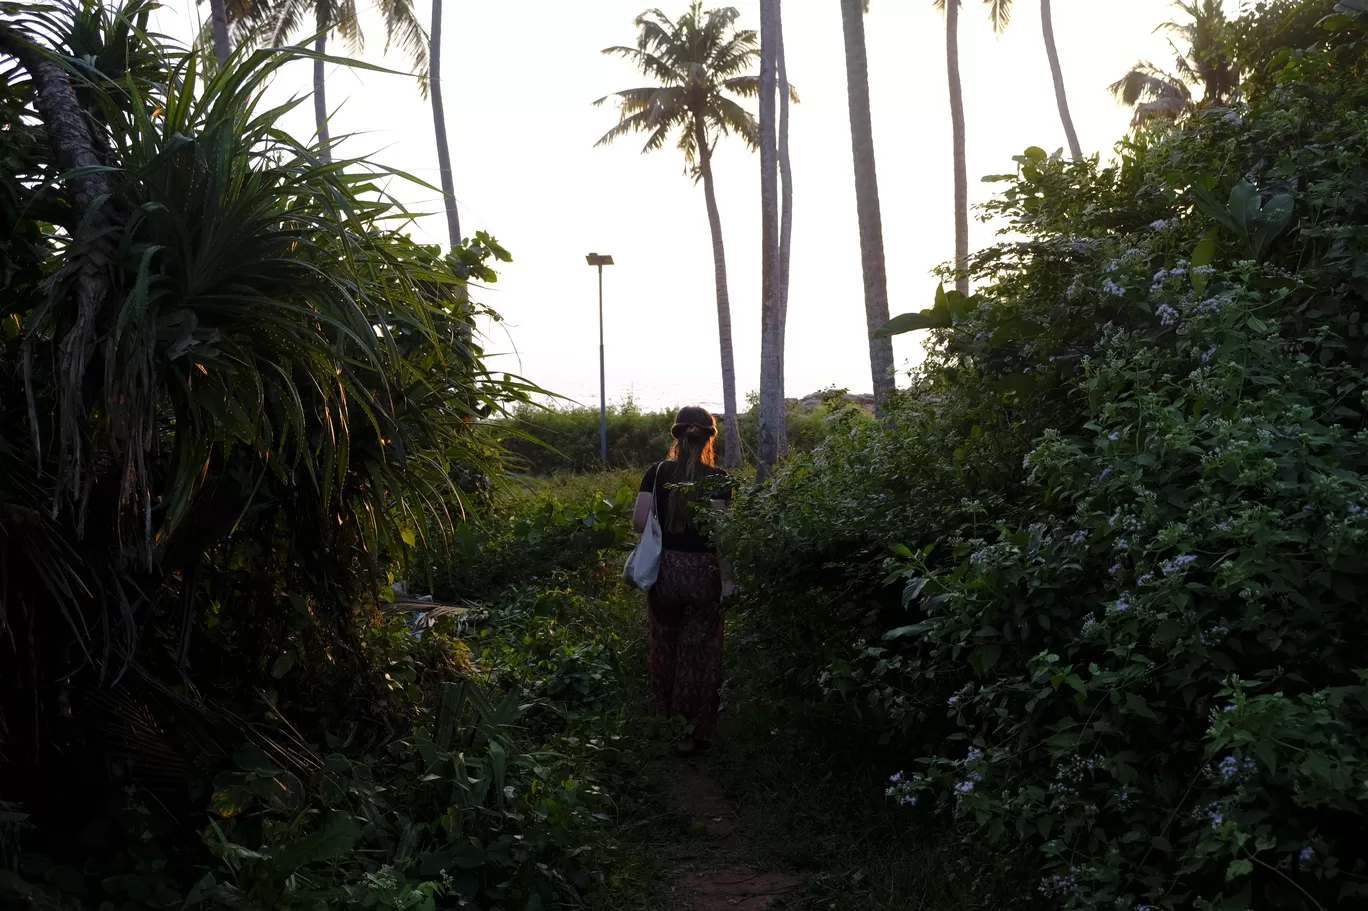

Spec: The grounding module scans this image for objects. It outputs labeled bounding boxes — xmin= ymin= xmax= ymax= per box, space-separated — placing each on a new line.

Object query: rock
xmin=785 ymin=390 xmax=875 ymax=411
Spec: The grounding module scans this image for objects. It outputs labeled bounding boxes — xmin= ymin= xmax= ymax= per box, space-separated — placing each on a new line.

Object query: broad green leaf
xmin=273 ymin=812 xmax=360 ymax=872
xmin=271 ymin=651 xmax=295 ymax=678
xmin=1228 ymin=179 xmax=1260 ymax=229
xmin=1125 ymin=693 xmax=1159 ymax=720
xmin=1251 ymin=192 xmax=1294 ymax=256
xmin=884 ymin=621 xmax=936 ymax=639
xmin=874 ymin=309 xmax=948 ymax=338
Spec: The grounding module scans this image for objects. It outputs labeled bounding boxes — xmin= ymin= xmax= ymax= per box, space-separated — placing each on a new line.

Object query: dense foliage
xmin=498 ymin=394 xmax=867 ymax=474
xmin=723 ymin=7 xmax=1368 ymax=909
xmin=0 ymin=3 xmax=645 ymax=908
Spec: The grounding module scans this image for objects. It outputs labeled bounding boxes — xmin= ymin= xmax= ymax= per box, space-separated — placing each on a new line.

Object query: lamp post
xmin=585 ymin=253 xmax=614 ymax=463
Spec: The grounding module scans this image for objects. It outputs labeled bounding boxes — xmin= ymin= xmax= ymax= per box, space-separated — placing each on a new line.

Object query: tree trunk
xmin=840 ymin=0 xmax=894 ymax=405
xmin=756 ymin=0 xmax=781 ymax=481
xmin=314 ymin=3 xmax=331 ymax=162
xmin=692 ymin=114 xmax=742 ymax=468
xmin=777 ymin=2 xmax=793 ymax=451
xmin=209 ymin=0 xmax=231 ymax=63
xmin=430 ymin=0 xmax=460 ymax=249
xmin=1040 ymin=0 xmax=1082 ymax=160
xmin=946 ymin=0 xmax=969 ymax=296
xmin=0 ymin=25 xmax=112 ymax=513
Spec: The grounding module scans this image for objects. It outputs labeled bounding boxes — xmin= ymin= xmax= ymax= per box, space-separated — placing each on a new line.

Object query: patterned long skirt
xmin=647 ymin=549 xmax=724 ymax=742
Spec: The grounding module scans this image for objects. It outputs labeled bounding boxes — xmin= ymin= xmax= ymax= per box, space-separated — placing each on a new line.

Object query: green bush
xmin=723 ymin=13 xmax=1368 ymax=910
xmin=0 ymin=5 xmax=641 ymax=907
xmin=420 ymin=474 xmax=638 ymax=602
xmin=3 ymin=481 xmax=649 ymax=910
xmin=495 ymin=393 xmax=868 ymax=473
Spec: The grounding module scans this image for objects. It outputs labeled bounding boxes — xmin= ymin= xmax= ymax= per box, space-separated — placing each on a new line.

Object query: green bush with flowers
xmin=722 ymin=7 xmax=1368 ymax=909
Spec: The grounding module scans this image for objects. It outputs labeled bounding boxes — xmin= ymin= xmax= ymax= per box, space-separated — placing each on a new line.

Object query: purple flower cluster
xmin=1039 ymin=871 xmax=1078 ymax=897
xmin=1218 ymin=755 xmax=1239 ymax=782
xmin=1162 ymin=554 xmax=1198 ymax=575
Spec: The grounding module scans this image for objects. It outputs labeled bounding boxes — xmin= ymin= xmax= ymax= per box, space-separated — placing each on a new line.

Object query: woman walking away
xmin=634 ymin=406 xmax=734 ymax=755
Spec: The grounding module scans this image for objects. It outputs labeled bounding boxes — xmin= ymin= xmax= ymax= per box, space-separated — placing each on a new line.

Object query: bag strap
xmin=649 ymin=462 xmax=664 ymax=518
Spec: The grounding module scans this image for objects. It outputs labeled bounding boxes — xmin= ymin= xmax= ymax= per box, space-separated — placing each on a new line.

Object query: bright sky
xmin=150 ymin=0 xmax=1233 ymax=413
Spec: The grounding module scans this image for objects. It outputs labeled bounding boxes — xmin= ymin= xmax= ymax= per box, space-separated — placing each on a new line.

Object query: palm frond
xmin=601 ymin=44 xmax=680 ymax=85
xmin=594 ymin=2 xmax=758 ymax=166
xmin=985 ymin=0 xmax=1012 ymax=33
xmin=712 ymin=94 xmax=758 ymax=148
xmin=720 ymin=74 xmax=759 ymax=97
xmin=336 ymin=0 xmax=363 ymax=54
xmin=376 ymin=0 xmax=428 ymax=91
xmin=1109 ymin=60 xmax=1188 ymax=106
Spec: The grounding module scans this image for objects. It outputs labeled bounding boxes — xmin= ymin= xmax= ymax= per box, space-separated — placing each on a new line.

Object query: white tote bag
xmin=622 ymin=467 xmax=664 ymax=590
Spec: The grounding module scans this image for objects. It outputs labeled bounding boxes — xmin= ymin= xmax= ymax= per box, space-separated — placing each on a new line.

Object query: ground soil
xmin=661 ymin=755 xmax=804 ymax=910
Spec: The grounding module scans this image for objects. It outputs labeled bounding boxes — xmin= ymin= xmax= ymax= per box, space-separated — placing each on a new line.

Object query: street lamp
xmin=585 ymin=253 xmax=614 ymax=463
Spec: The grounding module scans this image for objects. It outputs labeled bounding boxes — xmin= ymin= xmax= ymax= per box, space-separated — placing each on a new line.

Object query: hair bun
xmin=671 ymin=421 xmax=716 ymax=441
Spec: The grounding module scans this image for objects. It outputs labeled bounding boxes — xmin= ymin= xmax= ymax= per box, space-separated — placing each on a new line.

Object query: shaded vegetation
xmin=497 ymin=395 xmax=868 ymax=475
xmin=8 ymin=2 xmax=1368 ymax=910
xmin=720 ymin=6 xmax=1368 ymax=909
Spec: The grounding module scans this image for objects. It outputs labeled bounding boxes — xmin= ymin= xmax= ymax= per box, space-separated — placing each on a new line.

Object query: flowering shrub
xmin=725 ymin=15 xmax=1368 ymax=910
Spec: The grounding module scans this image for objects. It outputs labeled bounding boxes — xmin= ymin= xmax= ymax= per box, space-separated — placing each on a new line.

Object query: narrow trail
xmin=659 ymin=755 xmax=804 ymax=910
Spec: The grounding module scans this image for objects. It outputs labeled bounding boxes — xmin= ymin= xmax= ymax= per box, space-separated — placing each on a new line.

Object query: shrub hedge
xmin=494 ymin=394 xmax=869 ymax=473
xmin=722 ymin=11 xmax=1368 ymax=910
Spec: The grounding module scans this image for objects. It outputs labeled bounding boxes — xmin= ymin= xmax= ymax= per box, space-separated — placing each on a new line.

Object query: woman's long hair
xmin=662 ymin=406 xmax=717 ymax=535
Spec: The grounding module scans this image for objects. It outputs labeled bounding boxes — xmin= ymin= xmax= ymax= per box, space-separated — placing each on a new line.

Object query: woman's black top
xmin=639 ymin=461 xmax=733 ymax=553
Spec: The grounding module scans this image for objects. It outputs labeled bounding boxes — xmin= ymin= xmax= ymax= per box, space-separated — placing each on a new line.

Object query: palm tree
xmin=972 ymin=1 xmax=1082 ymax=160
xmin=237 ymin=0 xmax=429 ymax=162
xmin=756 ymin=0 xmax=792 ymax=479
xmin=208 ymin=0 xmax=231 ymax=62
xmin=840 ymin=0 xmax=895 ymax=406
xmin=1111 ymin=0 xmax=1236 ymax=127
xmin=935 ymin=0 xmax=970 ymax=297
xmin=1038 ymin=0 xmax=1082 ymax=160
xmin=430 ymin=0 xmax=459 ymax=249
xmin=776 ymin=0 xmax=792 ymax=403
xmin=594 ymin=3 xmax=764 ymax=467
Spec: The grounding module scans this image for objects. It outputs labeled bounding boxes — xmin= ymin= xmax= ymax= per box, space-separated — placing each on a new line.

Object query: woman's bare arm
xmin=632 ymin=492 xmax=653 ymax=533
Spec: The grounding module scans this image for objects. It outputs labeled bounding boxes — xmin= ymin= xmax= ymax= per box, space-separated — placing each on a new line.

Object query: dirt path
xmin=661 ymin=756 xmax=804 ymax=910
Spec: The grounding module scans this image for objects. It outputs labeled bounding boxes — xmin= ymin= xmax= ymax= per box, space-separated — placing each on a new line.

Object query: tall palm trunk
xmin=209 ymin=0 xmax=230 ymax=63
xmin=946 ymin=0 xmax=968 ymax=295
xmin=1040 ymin=0 xmax=1082 ymax=160
xmin=693 ymin=114 xmax=742 ymax=468
xmin=430 ymin=0 xmax=460 ymax=248
xmin=840 ymin=0 xmax=894 ymax=405
xmin=777 ymin=3 xmax=793 ymax=435
xmin=757 ymin=0 xmax=782 ymax=480
xmin=314 ymin=2 xmax=331 ymax=162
